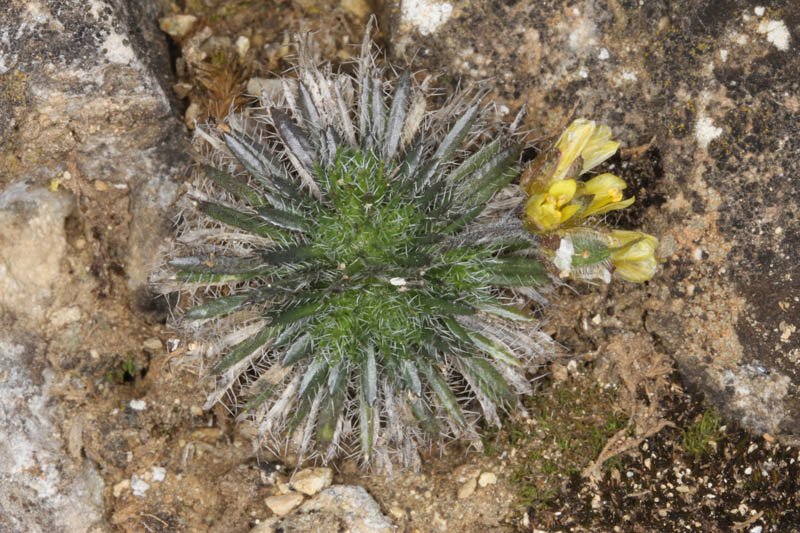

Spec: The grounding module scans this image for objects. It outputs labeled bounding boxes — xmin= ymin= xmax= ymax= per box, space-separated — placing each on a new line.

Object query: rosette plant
xmin=158 ymin=28 xmax=656 ymax=468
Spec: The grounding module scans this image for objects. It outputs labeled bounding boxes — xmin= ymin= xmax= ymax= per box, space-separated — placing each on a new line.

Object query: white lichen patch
xmin=401 ymin=0 xmax=453 ymax=36
xmin=757 ymin=19 xmax=791 ymax=51
xmin=695 ymin=116 xmax=723 ymax=149
xmin=567 ymin=17 xmax=598 ymax=53
xmin=88 ymin=0 xmax=136 ymax=65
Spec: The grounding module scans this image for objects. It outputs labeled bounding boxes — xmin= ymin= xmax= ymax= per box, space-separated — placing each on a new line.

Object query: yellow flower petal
xmin=613 ymin=255 xmax=658 ymax=283
xmin=579 ymin=174 xmax=633 ymax=216
xmin=583 ymin=173 xmax=627 ymax=195
xmin=580 ymin=125 xmax=619 ymax=172
xmin=525 ymin=195 xmax=562 ymax=231
xmin=608 ymin=230 xmax=659 ymax=282
xmin=559 ymin=203 xmax=581 ymax=224
xmin=552 ymin=119 xmax=596 ymax=182
xmin=548 ymin=179 xmax=577 ymax=206
xmin=585 ymin=195 xmax=636 ymax=217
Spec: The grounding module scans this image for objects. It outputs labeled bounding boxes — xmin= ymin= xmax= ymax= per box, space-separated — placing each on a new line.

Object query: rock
xmin=131 ymin=474 xmax=150 ymax=497
xmin=0 ymin=184 xmax=73 ymax=324
xmin=261 ymin=485 xmax=394 ymax=533
xmin=1 ymin=0 xmax=186 ymax=301
xmin=377 ymin=0 xmax=800 ymax=445
xmin=235 ymin=35 xmax=250 ymax=58
xmin=265 ymin=493 xmax=305 ymax=517
xmin=478 ymin=472 xmax=497 ymax=488
xmin=290 ymin=467 xmax=333 ymax=496
xmin=129 ymin=399 xmax=147 ymax=411
xmin=151 ymin=466 xmax=167 ymax=482
xmin=0 ymin=337 xmax=106 ymax=531
xmin=457 ymin=477 xmax=477 ymax=499
xmin=142 ymin=337 xmax=163 ymax=351
xmin=49 ymin=306 xmax=82 ymax=328
xmin=184 ymin=102 xmax=201 ymax=127
xmin=159 ymin=14 xmax=198 ymax=39
xmin=113 ymin=479 xmax=130 ymax=498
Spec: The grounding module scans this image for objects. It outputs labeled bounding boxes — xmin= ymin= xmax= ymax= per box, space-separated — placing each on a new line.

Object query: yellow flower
xmin=608 ymin=230 xmax=659 ymax=283
xmin=550 ymin=119 xmax=597 ymax=183
xmin=580 ymin=173 xmax=635 ymax=216
xmin=579 ymin=124 xmax=619 ymax=174
xmin=525 ymin=179 xmax=580 ymax=231
xmin=521 ymin=119 xmax=621 ymax=196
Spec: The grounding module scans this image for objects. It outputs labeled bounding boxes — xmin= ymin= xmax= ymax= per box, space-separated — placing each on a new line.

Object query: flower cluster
xmin=520 ymin=119 xmax=659 ymax=283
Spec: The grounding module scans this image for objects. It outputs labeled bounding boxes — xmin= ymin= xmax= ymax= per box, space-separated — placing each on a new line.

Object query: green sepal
xmin=571 ymin=236 xmax=612 ymax=267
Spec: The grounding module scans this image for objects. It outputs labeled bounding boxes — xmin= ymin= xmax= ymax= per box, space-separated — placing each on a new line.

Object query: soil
xmin=40 ymin=1 xmax=800 ymax=532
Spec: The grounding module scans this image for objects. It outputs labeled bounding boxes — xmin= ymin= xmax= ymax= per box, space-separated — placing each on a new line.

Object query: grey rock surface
xmin=0 ymin=183 xmax=73 ymax=324
xmin=0 ymin=0 xmax=186 ymax=297
xmin=379 ymin=1 xmax=800 ymax=442
xmin=0 ymin=337 xmax=106 ymax=533
xmin=0 ymin=1 xmax=188 ymax=530
xmin=254 ymin=485 xmax=395 ymax=533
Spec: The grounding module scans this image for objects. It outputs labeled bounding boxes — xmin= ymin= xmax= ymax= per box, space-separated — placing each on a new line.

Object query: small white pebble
xmin=578 ymin=68 xmax=589 ymax=79
xmin=758 ymin=20 xmax=791 ymax=51
xmin=235 ymin=35 xmax=250 ymax=58
xmin=131 ymin=475 xmax=150 ymax=497
xmin=129 ymin=399 xmax=147 ymax=411
xmin=754 ymin=6 xmax=765 ymax=17
xmin=152 ymin=466 xmax=167 ymax=482
xmin=390 ymin=277 xmax=407 ymax=287
xmin=598 ymin=48 xmax=609 ymax=60
xmin=478 ymin=472 xmax=497 ymax=487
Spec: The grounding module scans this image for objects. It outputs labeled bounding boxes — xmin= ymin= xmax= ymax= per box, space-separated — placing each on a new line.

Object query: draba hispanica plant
xmin=156 ymin=30 xmax=659 ymax=469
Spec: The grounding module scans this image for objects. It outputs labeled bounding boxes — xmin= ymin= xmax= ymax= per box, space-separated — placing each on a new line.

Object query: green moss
xmin=497 ymin=379 xmax=627 ymax=509
xmin=682 ymin=407 xmax=722 ymax=459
